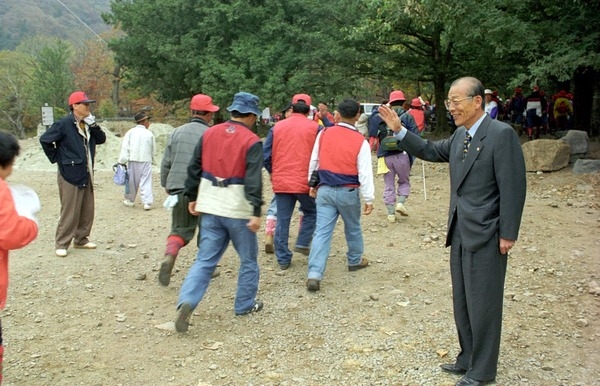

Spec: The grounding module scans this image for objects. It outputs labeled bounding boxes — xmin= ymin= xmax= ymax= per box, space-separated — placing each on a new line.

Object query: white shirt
xmin=118 ymin=124 xmax=155 ymax=164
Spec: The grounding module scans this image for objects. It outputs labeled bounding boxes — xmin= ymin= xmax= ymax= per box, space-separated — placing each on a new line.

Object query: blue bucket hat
xmin=227 ymin=92 xmax=261 ymax=116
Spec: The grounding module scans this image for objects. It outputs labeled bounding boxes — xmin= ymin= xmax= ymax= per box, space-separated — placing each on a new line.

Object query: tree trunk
xmin=573 ymin=66 xmax=597 ymax=136
xmin=112 ymin=64 xmax=121 ymax=112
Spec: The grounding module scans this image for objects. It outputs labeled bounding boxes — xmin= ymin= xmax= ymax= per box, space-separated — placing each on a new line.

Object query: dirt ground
xmin=2 ymin=129 xmax=600 ymax=386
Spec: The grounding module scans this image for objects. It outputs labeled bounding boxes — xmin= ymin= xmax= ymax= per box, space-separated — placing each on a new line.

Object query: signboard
xmin=41 ymin=106 xmax=54 ymax=126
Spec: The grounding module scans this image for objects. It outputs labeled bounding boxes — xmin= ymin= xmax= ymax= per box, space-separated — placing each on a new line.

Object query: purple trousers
xmin=383 ymin=152 xmax=411 ymax=205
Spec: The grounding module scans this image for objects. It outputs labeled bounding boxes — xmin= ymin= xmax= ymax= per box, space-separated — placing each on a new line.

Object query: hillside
xmin=0 ymin=0 xmax=111 ymax=50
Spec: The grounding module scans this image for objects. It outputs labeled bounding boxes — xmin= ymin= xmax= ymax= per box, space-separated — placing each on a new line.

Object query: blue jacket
xmin=40 ymin=114 xmax=106 ymax=188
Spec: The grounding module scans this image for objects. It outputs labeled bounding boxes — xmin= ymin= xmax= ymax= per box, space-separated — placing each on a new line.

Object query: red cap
xmin=292 ymin=93 xmax=312 ymax=106
xmin=190 ymin=94 xmax=219 ymax=112
xmin=410 ymin=97 xmax=422 ymax=107
xmin=389 ymin=90 xmax=406 ymax=104
xmin=68 ymin=91 xmax=96 ymax=106
xmin=532 ymin=86 xmax=539 ymax=92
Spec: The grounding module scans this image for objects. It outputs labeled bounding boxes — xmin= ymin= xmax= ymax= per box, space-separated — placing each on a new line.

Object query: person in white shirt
xmin=118 ymin=111 xmax=155 ymax=210
xmin=484 ymin=89 xmax=498 ymax=119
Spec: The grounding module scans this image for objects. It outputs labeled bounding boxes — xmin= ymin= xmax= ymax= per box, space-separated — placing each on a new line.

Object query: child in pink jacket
xmin=0 ymin=131 xmax=39 ymax=383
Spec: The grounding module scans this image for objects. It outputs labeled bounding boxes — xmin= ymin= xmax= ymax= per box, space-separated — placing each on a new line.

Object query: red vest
xmin=318 ymin=125 xmax=364 ymax=186
xmin=271 ymin=113 xmax=319 ymax=193
xmin=202 ymin=121 xmax=260 ymax=183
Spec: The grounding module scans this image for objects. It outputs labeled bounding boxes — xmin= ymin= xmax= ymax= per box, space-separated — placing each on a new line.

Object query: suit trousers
xmin=450 ymin=221 xmax=507 ymax=381
xmin=55 ymin=173 xmax=95 ymax=249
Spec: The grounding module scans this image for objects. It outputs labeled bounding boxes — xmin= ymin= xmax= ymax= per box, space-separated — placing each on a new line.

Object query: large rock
xmin=559 ymin=130 xmax=589 ymax=163
xmin=522 ymin=139 xmax=570 ymax=172
xmin=572 ymin=159 xmax=600 ymax=174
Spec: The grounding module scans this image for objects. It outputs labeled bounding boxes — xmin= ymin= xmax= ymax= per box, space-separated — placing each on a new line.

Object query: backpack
xmin=556 ymin=100 xmax=569 ymax=114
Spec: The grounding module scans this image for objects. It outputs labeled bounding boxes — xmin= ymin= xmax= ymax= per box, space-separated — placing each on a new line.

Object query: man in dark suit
xmin=379 ymin=76 xmax=526 ymax=386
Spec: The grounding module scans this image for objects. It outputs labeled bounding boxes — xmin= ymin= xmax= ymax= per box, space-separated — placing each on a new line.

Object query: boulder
xmin=522 ymin=139 xmax=570 ymax=172
xmin=559 ymin=130 xmax=589 ymax=163
xmin=572 ymin=159 xmax=600 ymax=174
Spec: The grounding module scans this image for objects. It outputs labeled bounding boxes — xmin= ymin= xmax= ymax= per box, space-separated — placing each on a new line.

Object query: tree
xmin=507 ymin=0 xmax=600 ymax=135
xmin=103 ymin=0 xmax=365 ymax=113
xmin=351 ymin=0 xmax=536 ymax=132
xmin=18 ymin=37 xmax=75 ymax=110
xmin=0 ymin=50 xmax=33 ymax=138
xmin=71 ymin=38 xmax=117 ymax=117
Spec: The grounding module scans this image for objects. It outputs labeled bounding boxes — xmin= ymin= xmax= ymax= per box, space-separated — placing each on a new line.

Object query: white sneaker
xmin=73 ymin=242 xmax=97 ymax=249
xmin=123 ymin=200 xmax=134 ymax=207
xmin=395 ymin=202 xmax=409 ymax=216
xmin=55 ymin=249 xmax=68 ymax=257
xmin=387 ymin=214 xmax=396 ymax=223
xmin=143 ymin=204 xmax=152 ymax=211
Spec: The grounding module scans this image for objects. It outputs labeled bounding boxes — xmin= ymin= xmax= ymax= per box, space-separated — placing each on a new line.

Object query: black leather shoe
xmin=440 ymin=363 xmax=467 ymax=375
xmin=455 ymin=375 xmax=495 ymax=386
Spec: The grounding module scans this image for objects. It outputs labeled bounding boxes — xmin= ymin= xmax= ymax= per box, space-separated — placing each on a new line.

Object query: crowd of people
xmin=0 ymin=75 xmax=531 ymax=385
xmin=496 ymin=86 xmax=575 ymax=140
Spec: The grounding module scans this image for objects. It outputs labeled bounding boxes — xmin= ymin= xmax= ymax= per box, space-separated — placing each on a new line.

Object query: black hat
xmin=134 ymin=112 xmax=151 ymax=123
xmin=281 ymin=102 xmax=293 ymax=114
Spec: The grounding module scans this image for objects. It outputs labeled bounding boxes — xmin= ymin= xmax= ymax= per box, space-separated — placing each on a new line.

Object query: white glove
xmin=163 ymin=194 xmax=179 ymax=211
xmin=83 ymin=114 xmax=96 ymax=126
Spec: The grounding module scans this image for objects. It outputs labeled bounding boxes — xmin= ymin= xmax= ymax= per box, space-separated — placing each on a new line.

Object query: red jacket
xmin=271 ymin=113 xmax=319 ymax=193
xmin=0 ymin=179 xmax=38 ymax=309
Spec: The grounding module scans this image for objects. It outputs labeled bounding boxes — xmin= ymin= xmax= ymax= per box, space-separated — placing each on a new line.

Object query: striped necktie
xmin=463 ymin=132 xmax=472 ymax=159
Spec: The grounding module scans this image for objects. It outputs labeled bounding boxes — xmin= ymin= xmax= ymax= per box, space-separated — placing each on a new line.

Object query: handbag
xmin=380 ymin=136 xmax=400 ymax=151
xmin=113 ymin=163 xmax=128 ymax=186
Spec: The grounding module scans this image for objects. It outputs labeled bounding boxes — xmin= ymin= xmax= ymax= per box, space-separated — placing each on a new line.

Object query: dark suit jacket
xmin=399 ymin=115 xmax=526 ymax=252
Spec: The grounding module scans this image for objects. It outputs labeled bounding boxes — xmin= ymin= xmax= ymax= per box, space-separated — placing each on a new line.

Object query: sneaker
xmin=293 ymin=246 xmax=310 ymax=256
xmin=143 ymin=204 xmax=152 ymax=211
xmin=158 ymin=255 xmax=176 ymax=286
xmin=387 ymin=214 xmax=396 ymax=223
xmin=348 ymin=257 xmax=370 ymax=272
xmin=395 ymin=202 xmax=409 ymax=216
xmin=235 ymin=300 xmax=263 ymax=316
xmin=55 ymin=248 xmax=68 ymax=257
xmin=73 ymin=242 xmax=97 ymax=249
xmin=175 ymin=303 xmax=193 ymax=332
xmin=306 ymin=279 xmax=320 ymax=292
xmin=123 ymin=199 xmax=134 ymax=207
xmin=265 ymin=234 xmax=274 ymax=254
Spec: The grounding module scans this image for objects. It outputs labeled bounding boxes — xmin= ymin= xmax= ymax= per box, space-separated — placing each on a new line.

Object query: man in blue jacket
xmin=40 ymin=91 xmax=106 ymax=257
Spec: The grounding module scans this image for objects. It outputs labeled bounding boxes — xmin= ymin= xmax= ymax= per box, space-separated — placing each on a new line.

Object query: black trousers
xmin=450 ymin=224 xmax=507 ymax=381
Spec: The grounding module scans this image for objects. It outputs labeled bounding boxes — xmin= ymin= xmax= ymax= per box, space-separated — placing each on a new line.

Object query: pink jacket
xmin=0 ymin=179 xmax=38 ymax=309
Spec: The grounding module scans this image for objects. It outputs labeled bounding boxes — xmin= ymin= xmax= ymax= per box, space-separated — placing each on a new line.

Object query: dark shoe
xmin=348 ymin=257 xmax=370 ymax=271
xmin=293 ymin=246 xmax=310 ymax=256
xmin=279 ymin=263 xmax=290 ymax=270
xmin=440 ymin=363 xmax=467 ymax=375
xmin=158 ymin=255 xmax=176 ymax=286
xmin=306 ymin=279 xmax=320 ymax=292
xmin=175 ymin=303 xmax=193 ymax=332
xmin=235 ymin=300 xmax=264 ymax=316
xmin=455 ymin=376 xmax=495 ymax=386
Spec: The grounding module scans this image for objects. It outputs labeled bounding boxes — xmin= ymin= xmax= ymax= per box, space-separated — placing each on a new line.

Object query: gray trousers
xmin=450 ymin=221 xmax=507 ymax=382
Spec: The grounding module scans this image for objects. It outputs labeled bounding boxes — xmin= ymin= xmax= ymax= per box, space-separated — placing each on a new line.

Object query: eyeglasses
xmin=76 ymin=102 xmax=91 ymax=107
xmin=444 ymin=96 xmax=474 ymax=109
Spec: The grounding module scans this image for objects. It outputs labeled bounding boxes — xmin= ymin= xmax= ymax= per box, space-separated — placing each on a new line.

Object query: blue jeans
xmin=307 ymin=186 xmax=364 ymax=280
xmin=266 ymin=196 xmax=277 ymax=219
xmin=178 ymin=214 xmax=259 ymax=314
xmin=274 ymin=193 xmax=316 ymax=265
